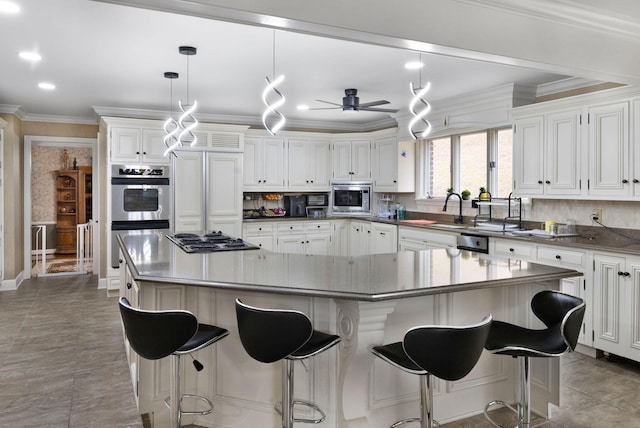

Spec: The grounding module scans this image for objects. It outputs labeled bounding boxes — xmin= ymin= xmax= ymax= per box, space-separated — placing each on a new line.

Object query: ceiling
xmin=0 ymin=0 xmax=576 ymax=131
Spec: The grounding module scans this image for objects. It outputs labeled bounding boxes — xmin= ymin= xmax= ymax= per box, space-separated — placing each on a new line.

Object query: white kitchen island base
xmin=117 ymin=235 xmax=578 ymax=428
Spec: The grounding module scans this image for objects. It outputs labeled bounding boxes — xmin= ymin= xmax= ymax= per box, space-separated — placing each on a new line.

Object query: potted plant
xmin=461 ymin=189 xmax=471 ymax=200
xmin=446 ymin=187 xmax=454 ymax=194
xmin=479 ymin=186 xmax=490 ymax=200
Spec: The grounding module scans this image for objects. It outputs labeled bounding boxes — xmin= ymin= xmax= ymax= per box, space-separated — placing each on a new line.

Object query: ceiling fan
xmin=312 ymin=88 xmax=398 ymax=113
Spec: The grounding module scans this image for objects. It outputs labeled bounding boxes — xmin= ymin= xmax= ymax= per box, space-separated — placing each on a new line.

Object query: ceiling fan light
xmin=19 ymin=51 xmax=41 ymax=62
xmin=0 ymin=1 xmax=19 ymax=14
xmin=38 ymin=82 xmax=55 ymax=90
xmin=405 ymin=61 xmax=424 ymax=70
xmin=297 ymin=104 xmax=309 ymax=110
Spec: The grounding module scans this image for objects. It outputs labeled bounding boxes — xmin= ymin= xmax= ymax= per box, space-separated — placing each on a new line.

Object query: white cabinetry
xmin=174 ymin=151 xmax=242 ymax=236
xmin=332 ymin=139 xmax=371 ymax=181
xmin=370 ymin=222 xmax=398 ymax=254
xmin=372 ymin=134 xmax=415 ymax=193
xmin=512 ymin=110 xmax=582 ymax=197
xmin=110 ymin=127 xmax=169 ymax=165
xmin=592 ymin=253 xmax=640 ymax=362
xmin=243 ymin=222 xmax=275 ymax=251
xmin=587 ymin=101 xmax=629 ymax=198
xmin=349 ymin=220 xmax=371 ymax=256
xmin=287 ymin=139 xmax=331 ymax=191
xmin=243 ymin=136 xmax=286 ymax=191
xmin=276 ymin=221 xmax=332 ymax=255
xmin=398 ymin=227 xmax=456 ymax=251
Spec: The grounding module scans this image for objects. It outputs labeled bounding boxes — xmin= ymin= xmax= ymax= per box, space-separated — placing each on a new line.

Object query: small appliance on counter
xmin=306 ymin=206 xmax=327 ymax=218
xmin=306 ymin=193 xmax=329 ymax=207
xmin=283 ymin=195 xmax=306 ymax=217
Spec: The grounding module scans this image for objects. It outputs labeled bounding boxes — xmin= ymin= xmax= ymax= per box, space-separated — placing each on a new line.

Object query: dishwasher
xmin=456 ymin=233 xmax=489 ymax=253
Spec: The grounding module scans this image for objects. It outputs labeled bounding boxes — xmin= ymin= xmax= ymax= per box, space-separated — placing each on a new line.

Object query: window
xmin=418 ymin=127 xmax=512 ymax=198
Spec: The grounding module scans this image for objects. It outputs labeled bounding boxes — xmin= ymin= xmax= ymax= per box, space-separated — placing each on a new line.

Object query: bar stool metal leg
xmin=484 ymin=356 xmax=530 ymax=428
xmin=390 ymin=374 xmax=439 ymax=428
xmin=167 ymin=353 xmax=214 ymax=428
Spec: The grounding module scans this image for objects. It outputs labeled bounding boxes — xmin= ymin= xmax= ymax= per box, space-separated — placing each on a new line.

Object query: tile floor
xmin=1 ymin=274 xmax=639 ymax=427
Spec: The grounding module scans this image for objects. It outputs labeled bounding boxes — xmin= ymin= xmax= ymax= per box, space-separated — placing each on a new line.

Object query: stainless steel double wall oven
xmin=111 ymin=164 xmax=171 ymax=267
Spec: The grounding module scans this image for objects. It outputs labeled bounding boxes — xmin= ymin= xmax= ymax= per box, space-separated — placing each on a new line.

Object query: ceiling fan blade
xmin=360 ymin=107 xmax=399 ymax=113
xmin=358 ymin=100 xmax=390 ymax=108
xmin=308 ymin=106 xmax=343 ymax=110
xmin=315 ymin=99 xmax=343 ymax=107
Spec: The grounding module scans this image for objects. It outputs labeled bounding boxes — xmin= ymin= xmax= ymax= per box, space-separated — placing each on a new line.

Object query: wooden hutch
xmin=55 ymin=167 xmax=92 ymax=254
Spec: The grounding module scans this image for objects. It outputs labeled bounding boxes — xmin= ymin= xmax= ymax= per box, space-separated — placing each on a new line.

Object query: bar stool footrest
xmin=484 ymin=399 xmax=523 ymax=428
xmin=165 ymin=393 xmax=214 ymax=416
xmin=389 ymin=417 xmax=439 ymax=428
xmin=275 ymin=399 xmax=327 ymax=424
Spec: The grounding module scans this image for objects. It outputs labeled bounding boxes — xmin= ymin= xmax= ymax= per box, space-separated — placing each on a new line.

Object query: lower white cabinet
xmin=370 ymin=222 xmax=398 ymax=254
xmin=592 ymin=253 xmax=640 ymax=362
xmin=349 ymin=220 xmax=371 ymax=256
xmin=243 ymin=222 xmax=275 ymax=251
xmin=398 ymin=226 xmax=456 ymax=251
xmin=276 ymin=221 xmax=332 ymax=255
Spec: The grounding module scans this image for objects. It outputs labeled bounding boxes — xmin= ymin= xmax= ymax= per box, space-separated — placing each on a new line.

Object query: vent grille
xmin=210 ymin=132 xmax=241 ymax=150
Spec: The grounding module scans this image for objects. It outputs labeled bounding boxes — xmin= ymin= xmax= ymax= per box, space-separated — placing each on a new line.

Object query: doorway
xmin=23 ymin=136 xmax=99 ymax=279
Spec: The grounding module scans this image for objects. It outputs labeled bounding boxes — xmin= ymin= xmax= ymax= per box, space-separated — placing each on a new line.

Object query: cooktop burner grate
xmin=167 ymin=231 xmax=260 ymax=253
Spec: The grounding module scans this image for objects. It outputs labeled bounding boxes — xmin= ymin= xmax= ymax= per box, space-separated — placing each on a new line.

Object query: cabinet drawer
xmin=277 ymin=223 xmax=305 ymax=234
xmin=398 ymin=227 xmax=456 ymax=247
xmin=244 ymin=223 xmax=274 ymax=235
xmin=304 ymin=221 xmax=331 ymax=233
xmin=493 ymin=239 xmax=535 ymax=260
xmin=537 ymin=245 xmax=586 ymax=270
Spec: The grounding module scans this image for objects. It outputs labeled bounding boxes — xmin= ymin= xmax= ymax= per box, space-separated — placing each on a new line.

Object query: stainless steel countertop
xmin=117 ymin=232 xmax=580 ymax=302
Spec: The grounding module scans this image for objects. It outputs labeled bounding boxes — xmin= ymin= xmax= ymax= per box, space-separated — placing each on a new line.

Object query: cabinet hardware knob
xmin=136 ymin=151 xmax=140 ymax=155
xmin=622 ymin=179 xmax=629 ymax=184
xmin=537 ymin=180 xmax=543 ymax=184
xmin=143 ymin=152 xmax=147 ymax=155
xmin=509 ymin=248 xmax=514 ymax=252
xmin=624 ymin=272 xmax=631 ymax=277
xmin=618 ymin=271 xmax=624 ymax=276
xmin=634 ymin=179 xmax=639 ymax=183
xmin=310 ymin=180 xmax=314 ymax=183
xmin=258 ymin=227 xmax=262 ymax=231
xmin=126 ymin=282 xmax=132 ymax=289
xmin=317 ymin=225 xmax=320 ymax=228
xmin=545 ymin=180 xmax=551 ymax=184
xmin=555 ymin=255 xmax=561 ymax=259
xmin=119 ymin=259 xmax=123 ymax=264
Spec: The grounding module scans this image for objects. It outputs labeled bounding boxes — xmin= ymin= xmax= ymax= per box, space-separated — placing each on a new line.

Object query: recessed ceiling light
xmin=38 ymin=82 xmax=56 ymax=90
xmin=405 ymin=61 xmax=424 ymax=70
xmin=297 ymin=104 xmax=309 ymax=110
xmin=0 ymin=1 xmax=20 ymax=14
xmin=19 ymin=51 xmax=42 ymax=62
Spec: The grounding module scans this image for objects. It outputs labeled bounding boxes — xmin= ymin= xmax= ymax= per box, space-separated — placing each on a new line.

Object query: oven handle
xmin=111 ymin=177 xmax=170 ymax=186
xmin=111 ymin=220 xmax=170 ymax=231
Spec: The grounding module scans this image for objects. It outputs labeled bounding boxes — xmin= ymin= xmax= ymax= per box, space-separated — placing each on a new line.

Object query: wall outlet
xmin=591 ymin=208 xmax=602 ymax=224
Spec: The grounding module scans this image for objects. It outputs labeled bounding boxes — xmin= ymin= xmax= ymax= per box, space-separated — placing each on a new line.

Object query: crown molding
xmin=456 ymin=0 xmax=640 ymax=40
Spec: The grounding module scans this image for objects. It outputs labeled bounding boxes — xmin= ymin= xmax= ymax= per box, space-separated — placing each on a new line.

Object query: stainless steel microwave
xmin=330 ymin=182 xmax=372 ymax=216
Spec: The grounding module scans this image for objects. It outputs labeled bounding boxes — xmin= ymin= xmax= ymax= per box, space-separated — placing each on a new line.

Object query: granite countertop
xmin=243 ymin=213 xmax=640 ymax=256
xmin=117 ymin=233 xmax=579 ymax=302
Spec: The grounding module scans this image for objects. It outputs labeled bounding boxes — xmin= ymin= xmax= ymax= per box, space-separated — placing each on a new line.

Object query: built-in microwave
xmin=330 ymin=182 xmax=372 ymax=216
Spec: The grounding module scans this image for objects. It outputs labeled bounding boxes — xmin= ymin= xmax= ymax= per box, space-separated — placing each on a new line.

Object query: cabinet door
xmin=545 ymin=110 xmax=582 ymax=196
xmin=243 ymin=137 xmax=262 ymax=190
xmin=332 ymin=141 xmax=353 ymax=181
xmin=370 ymin=223 xmax=397 ymax=254
xmin=110 ymin=127 xmax=142 ymax=163
xmin=309 ymin=141 xmax=331 ymax=190
xmin=306 ymin=233 xmax=332 ymax=255
xmin=287 ymin=139 xmax=310 ymax=190
xmin=262 ymin=138 xmax=286 ymax=190
xmin=142 ymin=129 xmax=171 ymax=164
xmin=206 ymin=152 xmax=242 ymax=236
xmin=624 ymin=257 xmax=640 ymax=362
xmin=588 ymin=101 xmax=629 ymax=197
xmin=631 ymin=99 xmax=640 ymax=197
xmin=174 ymin=152 xmax=204 ymax=233
xmin=512 ymin=116 xmax=544 ymax=196
xmin=277 ymin=234 xmax=305 ymax=254
xmin=593 ymin=254 xmax=626 ymax=356
xmin=373 ymin=137 xmax=397 ymax=192
xmin=560 ymin=276 xmax=589 ymax=345
xmin=351 ymin=140 xmax=371 ymax=181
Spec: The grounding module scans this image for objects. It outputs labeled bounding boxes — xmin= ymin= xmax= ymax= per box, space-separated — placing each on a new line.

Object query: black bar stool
xmin=118 ymin=297 xmax=229 ymax=428
xmin=235 ymin=299 xmax=341 ymax=428
xmin=372 ymin=314 xmax=492 ymax=428
xmin=483 ymin=290 xmax=585 ymax=428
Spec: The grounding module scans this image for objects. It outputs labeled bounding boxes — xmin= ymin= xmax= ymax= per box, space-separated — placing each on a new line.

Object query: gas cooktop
xmin=167 ymin=231 xmax=260 ymax=253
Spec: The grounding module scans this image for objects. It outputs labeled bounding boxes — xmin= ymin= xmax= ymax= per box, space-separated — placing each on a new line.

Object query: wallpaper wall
xmin=31 ymin=146 xmax=92 ymax=223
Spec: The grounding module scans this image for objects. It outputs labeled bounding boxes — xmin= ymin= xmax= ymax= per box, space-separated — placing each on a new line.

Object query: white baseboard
xmin=1 ymin=271 xmax=24 ymax=291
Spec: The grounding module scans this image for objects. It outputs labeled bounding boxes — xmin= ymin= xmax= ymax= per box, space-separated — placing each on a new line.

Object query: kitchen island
xmin=117 ymin=232 xmax=580 ymax=428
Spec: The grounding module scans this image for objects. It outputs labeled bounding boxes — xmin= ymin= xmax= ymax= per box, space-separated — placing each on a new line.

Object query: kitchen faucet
xmin=443 ymin=192 xmax=464 ymax=224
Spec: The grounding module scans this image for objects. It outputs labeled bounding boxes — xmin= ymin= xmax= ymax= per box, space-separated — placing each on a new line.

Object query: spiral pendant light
xmin=408 ymin=53 xmax=432 ymax=139
xmin=262 ymin=32 xmax=286 ymax=135
xmin=162 ymin=71 xmax=181 ymax=157
xmin=177 ymin=46 xmax=199 ymax=147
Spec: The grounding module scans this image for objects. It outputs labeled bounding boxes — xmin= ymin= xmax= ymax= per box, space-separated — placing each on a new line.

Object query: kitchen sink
xmin=434 ymin=224 xmax=466 ymax=229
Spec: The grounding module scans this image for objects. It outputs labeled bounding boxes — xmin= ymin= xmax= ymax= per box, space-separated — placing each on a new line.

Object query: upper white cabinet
xmin=587 ymin=101 xmax=629 ymax=198
xmin=512 ymin=87 xmax=640 ymax=201
xmin=372 ymin=133 xmax=415 ymax=193
xmin=332 ymin=139 xmax=371 ymax=181
xmin=287 ymin=138 xmax=331 ymax=191
xmin=110 ymin=127 xmax=169 ymax=164
xmin=243 ymin=136 xmax=286 ymax=191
